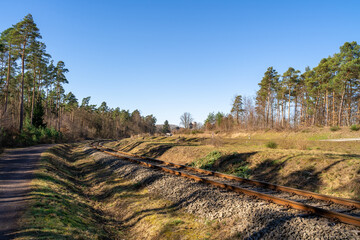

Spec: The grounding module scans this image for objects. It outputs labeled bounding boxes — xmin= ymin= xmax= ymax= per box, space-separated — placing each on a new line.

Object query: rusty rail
xmin=93 ymin=144 xmax=360 ymax=227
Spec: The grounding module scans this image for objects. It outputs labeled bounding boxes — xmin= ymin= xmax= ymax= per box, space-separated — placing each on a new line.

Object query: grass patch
xmin=350 ymin=124 xmax=360 ymax=131
xmin=191 ymin=151 xmax=222 ymax=169
xmin=232 ymin=165 xmax=251 ymax=178
xmin=17 ymin=143 xmax=226 ymax=240
xmin=265 ymin=141 xmax=278 ymax=149
xmin=330 ymin=126 xmax=340 ymax=131
xmin=307 ymin=134 xmax=329 ymax=141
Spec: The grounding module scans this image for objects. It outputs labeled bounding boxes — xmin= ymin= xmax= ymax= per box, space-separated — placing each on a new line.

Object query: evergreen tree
xmin=162 ymin=120 xmax=170 ymax=133
xmin=13 ymin=14 xmax=41 ymax=131
xmin=0 ymin=27 xmax=17 ymax=116
xmin=32 ymin=96 xmax=46 ymax=128
xmin=54 ymin=61 xmax=68 ymax=131
xmin=231 ymin=95 xmax=244 ymax=124
xmin=282 ymin=67 xmax=300 ymax=126
xmin=256 ymin=67 xmax=279 ymax=127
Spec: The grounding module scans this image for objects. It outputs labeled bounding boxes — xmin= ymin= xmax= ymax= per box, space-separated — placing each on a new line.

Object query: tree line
xmin=0 ymin=14 xmax=156 ymax=146
xmin=203 ymin=42 xmax=360 ymax=131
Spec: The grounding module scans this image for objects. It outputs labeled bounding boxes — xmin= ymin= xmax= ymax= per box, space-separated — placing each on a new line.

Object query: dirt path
xmin=0 ymin=145 xmax=53 ymax=240
xmin=320 ymin=137 xmax=360 ymax=142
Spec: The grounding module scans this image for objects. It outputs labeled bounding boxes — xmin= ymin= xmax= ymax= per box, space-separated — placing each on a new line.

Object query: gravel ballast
xmin=89 ymin=147 xmax=360 ymax=239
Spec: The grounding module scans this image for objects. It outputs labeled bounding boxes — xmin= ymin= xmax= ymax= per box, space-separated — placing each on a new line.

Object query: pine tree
xmin=231 ymin=95 xmax=244 ymax=125
xmin=162 ymin=120 xmax=170 ymax=133
xmin=0 ymin=27 xmax=17 ymax=117
xmin=54 ymin=61 xmax=68 ymax=131
xmin=257 ymin=67 xmax=279 ymax=127
xmin=32 ymin=96 xmax=46 ymax=128
xmin=282 ymin=67 xmax=300 ymax=126
xmin=13 ymin=14 xmax=41 ymax=131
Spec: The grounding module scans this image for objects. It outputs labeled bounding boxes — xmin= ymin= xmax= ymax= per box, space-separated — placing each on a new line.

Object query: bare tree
xmin=180 ymin=112 xmax=193 ymax=128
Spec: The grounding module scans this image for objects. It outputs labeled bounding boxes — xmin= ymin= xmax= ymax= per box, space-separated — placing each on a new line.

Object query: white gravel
xmin=90 ymin=148 xmax=360 ymax=240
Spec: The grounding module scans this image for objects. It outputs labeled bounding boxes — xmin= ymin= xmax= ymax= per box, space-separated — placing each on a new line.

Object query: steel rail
xmin=96 ymin=144 xmax=360 ymax=209
xmin=93 ymin=145 xmax=360 ymax=227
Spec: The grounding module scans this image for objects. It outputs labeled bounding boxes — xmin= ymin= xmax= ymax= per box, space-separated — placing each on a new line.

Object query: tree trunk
xmin=288 ymin=88 xmax=291 ymax=127
xmin=300 ymin=93 xmax=305 ymax=125
xmin=282 ymin=99 xmax=285 ymax=127
xmin=3 ymin=46 xmax=12 ymax=116
xmin=30 ymin=66 xmax=37 ymax=124
xmin=312 ymin=98 xmax=318 ymax=126
xmin=347 ymin=85 xmax=352 ymax=125
xmin=57 ymin=86 xmax=60 ymax=131
xmin=294 ymin=96 xmax=298 ymax=127
xmin=276 ymin=98 xmax=280 ymax=127
xmin=357 ymin=100 xmax=360 ymax=124
xmin=37 ymin=69 xmax=42 ymax=100
xmin=58 ymin=106 xmax=61 ymax=132
xmin=325 ymin=89 xmax=329 ymax=126
xmin=332 ymin=91 xmax=336 ymax=126
xmin=266 ymin=88 xmax=270 ymax=127
xmin=338 ymin=87 xmax=346 ymax=126
xmin=19 ymin=41 xmax=26 ymax=132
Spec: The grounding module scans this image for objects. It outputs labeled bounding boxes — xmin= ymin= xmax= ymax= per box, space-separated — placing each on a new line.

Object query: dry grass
xmin=16 ymin=143 xmax=229 ymax=240
xmin=105 ymin=130 xmax=360 ymax=200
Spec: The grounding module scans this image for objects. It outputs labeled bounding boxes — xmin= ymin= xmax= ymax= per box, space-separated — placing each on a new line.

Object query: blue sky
xmin=1 ymin=1 xmax=359 ymax=125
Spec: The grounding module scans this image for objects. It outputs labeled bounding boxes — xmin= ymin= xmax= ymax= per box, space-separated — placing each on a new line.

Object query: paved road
xmin=0 ymin=145 xmax=52 ymax=240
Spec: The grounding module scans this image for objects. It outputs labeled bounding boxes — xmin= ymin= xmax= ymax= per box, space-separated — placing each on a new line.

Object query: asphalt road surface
xmin=0 ymin=145 xmax=52 ymax=240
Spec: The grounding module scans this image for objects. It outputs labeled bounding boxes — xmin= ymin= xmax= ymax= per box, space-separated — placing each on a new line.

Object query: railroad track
xmin=91 ymin=142 xmax=360 ymax=227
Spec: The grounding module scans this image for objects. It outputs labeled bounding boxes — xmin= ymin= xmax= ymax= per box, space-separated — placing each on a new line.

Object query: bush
xmin=350 ymin=124 xmax=360 ymax=131
xmin=266 ymin=141 xmax=278 ymax=149
xmin=191 ymin=130 xmax=204 ymax=135
xmin=234 ymin=165 xmax=251 ymax=178
xmin=330 ymin=126 xmax=340 ymax=131
xmin=191 ymin=151 xmax=222 ymax=169
xmin=2 ymin=118 xmax=63 ymax=147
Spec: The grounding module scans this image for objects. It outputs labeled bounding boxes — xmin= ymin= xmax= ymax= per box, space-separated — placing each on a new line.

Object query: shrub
xmin=10 ymin=119 xmax=62 ymax=146
xmin=191 ymin=151 xmax=222 ymax=169
xmin=234 ymin=165 xmax=251 ymax=178
xmin=330 ymin=126 xmax=340 ymax=131
xmin=266 ymin=141 xmax=278 ymax=149
xmin=191 ymin=130 xmax=204 ymax=134
xmin=350 ymin=124 xmax=360 ymax=131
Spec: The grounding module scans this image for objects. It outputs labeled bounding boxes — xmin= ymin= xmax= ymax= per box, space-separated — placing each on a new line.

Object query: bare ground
xmin=0 ymin=145 xmax=52 ymax=240
xmin=320 ymin=138 xmax=360 ymax=142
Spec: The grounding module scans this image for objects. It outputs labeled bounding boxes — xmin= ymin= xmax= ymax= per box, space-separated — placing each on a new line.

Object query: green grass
xmin=265 ymin=141 xmax=278 ymax=149
xmin=233 ymin=165 xmax=251 ymax=178
xmin=350 ymin=124 xmax=360 ymax=131
xmin=191 ymin=151 xmax=223 ymax=169
xmin=307 ymin=134 xmax=330 ymax=141
xmin=330 ymin=126 xmax=340 ymax=131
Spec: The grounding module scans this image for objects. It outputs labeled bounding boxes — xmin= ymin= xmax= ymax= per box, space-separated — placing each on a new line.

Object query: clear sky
xmin=1 ymin=0 xmax=359 ymax=125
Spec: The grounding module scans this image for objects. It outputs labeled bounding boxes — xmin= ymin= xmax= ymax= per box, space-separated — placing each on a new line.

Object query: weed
xmin=191 ymin=151 xmax=222 ymax=169
xmin=330 ymin=126 xmax=340 ymax=131
xmin=234 ymin=165 xmax=251 ymax=178
xmin=191 ymin=130 xmax=204 ymax=134
xmin=266 ymin=141 xmax=278 ymax=149
xmin=350 ymin=124 xmax=360 ymax=131
xmin=171 ymin=219 xmax=184 ymax=225
xmin=308 ymin=134 xmax=329 ymax=141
